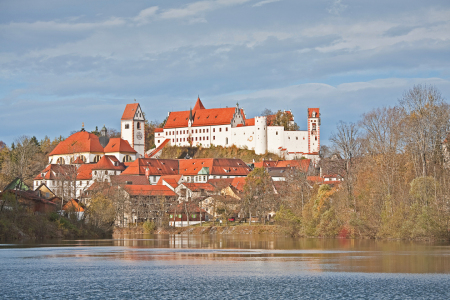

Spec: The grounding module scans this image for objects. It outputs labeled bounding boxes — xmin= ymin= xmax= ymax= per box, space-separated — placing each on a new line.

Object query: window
xmin=93 ymin=155 xmax=101 ymax=163
xmin=213 ymin=128 xmax=215 ymax=132
xmin=196 ymin=129 xmax=198 ymax=133
xmin=203 ymin=129 xmax=205 ymax=133
xmin=123 ymin=155 xmax=132 ymax=162
xmin=178 ymin=214 xmax=182 ymax=218
xmin=166 ymin=132 xmax=168 ymax=136
xmin=296 ymin=137 xmax=298 ymax=140
xmin=176 ymin=131 xmax=178 ymax=134
xmin=213 ymin=136 xmax=215 ymax=140
xmin=219 ymin=128 xmax=222 ymax=132
xmin=207 ymin=129 xmax=209 ymax=133
xmin=315 ymin=136 xmax=318 ymax=141
xmin=207 ymin=136 xmax=209 ymax=140
xmin=125 ymin=124 xmax=129 ymax=129
xmin=94 ymin=171 xmax=97 ymax=175
xmin=192 ymin=214 xmax=197 ymax=219
xmin=57 ymin=157 xmax=65 ymax=165
xmin=170 ymin=214 xmax=173 ymax=219
xmin=226 ymin=127 xmax=228 ymax=131
xmin=137 ymin=122 xmax=141 ymax=129
xmin=226 ymin=137 xmax=228 ymax=144
xmin=177 ymin=138 xmax=178 ymax=142
xmin=276 ymin=132 xmax=278 ymax=135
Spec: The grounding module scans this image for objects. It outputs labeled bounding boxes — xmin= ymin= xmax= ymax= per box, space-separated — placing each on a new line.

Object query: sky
xmin=1 ymin=0 xmax=450 ymax=146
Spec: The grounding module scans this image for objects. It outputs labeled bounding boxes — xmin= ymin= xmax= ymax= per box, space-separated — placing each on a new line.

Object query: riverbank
xmin=114 ymin=224 xmax=286 ymax=235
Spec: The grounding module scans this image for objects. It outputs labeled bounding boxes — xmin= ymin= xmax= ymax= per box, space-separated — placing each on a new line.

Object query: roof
xmin=148 ymin=139 xmax=170 ymax=158
xmin=253 ymin=160 xmax=278 ymax=168
xmin=34 ymin=164 xmax=77 ymax=180
xmin=181 ymin=182 xmax=215 ymax=192
xmin=154 ymin=128 xmax=164 ymax=132
xmin=231 ymin=177 xmax=246 ymax=191
xmin=164 ymin=107 xmax=246 ymax=129
xmin=0 ymin=190 xmax=57 ymax=206
xmin=93 ymin=155 xmax=126 ymax=171
xmin=307 ymin=176 xmax=324 ymax=184
xmin=110 ymin=175 xmax=150 ymax=185
xmin=72 ymin=157 xmax=85 ymax=164
xmin=63 ymin=199 xmax=84 ymax=212
xmin=156 ymin=175 xmax=183 ymax=188
xmin=120 ymin=158 xmax=179 ymax=176
xmin=193 ymin=97 xmax=206 ymax=111
xmin=308 ymin=108 xmax=320 ymax=118
xmin=245 ymin=118 xmax=255 ymax=126
xmin=124 ymin=185 xmax=177 ymax=196
xmin=76 ymin=164 xmax=96 ymax=180
xmin=104 ymin=138 xmax=137 ymax=153
xmin=179 ymin=158 xmax=250 ymax=176
xmin=267 ymin=167 xmax=290 ymax=177
xmin=207 ymin=178 xmax=233 ymax=190
xmin=3 ymin=177 xmax=30 ymax=192
xmin=121 ymin=103 xmax=140 ymax=120
xmin=276 ymin=159 xmax=311 ymax=173
xmin=48 ymin=131 xmax=104 ymax=156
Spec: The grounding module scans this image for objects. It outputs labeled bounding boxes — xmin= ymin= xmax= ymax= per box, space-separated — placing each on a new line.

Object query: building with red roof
xmin=152 ymin=97 xmax=320 ymax=163
xmin=121 ymin=103 xmax=145 ymax=158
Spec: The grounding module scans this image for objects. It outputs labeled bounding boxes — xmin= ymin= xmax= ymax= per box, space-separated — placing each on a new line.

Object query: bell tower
xmin=121 ymin=102 xmax=145 ymax=158
xmin=308 ymin=108 xmax=320 ymax=154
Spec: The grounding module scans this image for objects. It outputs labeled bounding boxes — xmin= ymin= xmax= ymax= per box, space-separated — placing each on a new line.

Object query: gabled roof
xmin=49 ymin=131 xmax=104 ymax=156
xmin=72 ymin=157 xmax=85 ymax=164
xmin=3 ymin=177 xmax=30 ymax=192
xmin=121 ymin=103 xmax=140 ymax=120
xmin=164 ymin=108 xmax=246 ymax=129
xmin=104 ymin=138 xmax=137 ymax=153
xmin=124 ymin=185 xmax=177 ymax=196
xmin=276 ymin=159 xmax=311 ymax=173
xmin=156 ymin=175 xmax=183 ymax=188
xmin=93 ymin=155 xmax=126 ymax=171
xmin=253 ymin=160 xmax=278 ymax=168
xmin=147 ymin=139 xmax=170 ymax=158
xmin=76 ymin=164 xmax=96 ymax=180
xmin=245 ymin=118 xmax=255 ymax=126
xmin=34 ymin=164 xmax=77 ymax=180
xmin=155 ymin=128 xmax=164 ymax=132
xmin=120 ymin=158 xmax=179 ymax=176
xmin=193 ymin=97 xmax=205 ymax=111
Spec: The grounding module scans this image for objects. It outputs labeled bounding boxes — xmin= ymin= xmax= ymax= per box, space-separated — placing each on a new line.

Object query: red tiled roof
xmin=104 ymin=138 xmax=137 ymax=153
xmin=72 ymin=157 xmax=85 ymax=164
xmin=253 ymin=161 xmax=277 ymax=168
xmin=124 ymin=185 xmax=177 ymax=196
xmin=76 ymin=164 xmax=96 ymax=180
xmin=182 ymin=182 xmax=215 ymax=192
xmin=231 ymin=177 xmax=246 ymax=191
xmin=48 ymin=131 xmax=104 ymax=156
xmin=276 ymin=159 xmax=311 ymax=172
xmin=148 ymin=139 xmax=170 ymax=158
xmin=120 ymin=158 xmax=179 ymax=176
xmin=164 ymin=108 xmax=246 ymax=129
xmin=156 ymin=175 xmax=183 ymax=188
xmin=121 ymin=103 xmax=140 ymax=120
xmin=245 ymin=118 xmax=255 ymax=126
xmin=193 ymin=97 xmax=205 ymax=111
xmin=93 ymin=155 xmax=126 ymax=171
xmin=34 ymin=164 xmax=77 ymax=180
xmin=179 ymin=158 xmax=250 ymax=176
xmin=155 ymin=128 xmax=164 ymax=132
xmin=308 ymin=108 xmax=320 ymax=118
xmin=162 ymin=178 xmax=179 ymax=189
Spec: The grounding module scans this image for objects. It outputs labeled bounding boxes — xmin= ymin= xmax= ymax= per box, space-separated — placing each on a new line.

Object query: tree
xmin=399 ymin=84 xmax=450 ymax=177
xmin=330 ymin=121 xmax=361 ymax=209
xmin=86 ymin=193 xmax=116 ymax=232
xmin=266 ymin=110 xmax=299 ymax=131
xmin=242 ymin=167 xmax=274 ymax=224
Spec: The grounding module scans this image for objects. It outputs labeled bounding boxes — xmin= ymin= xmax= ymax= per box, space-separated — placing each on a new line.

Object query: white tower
xmin=307 ymin=108 xmax=320 ymax=154
xmin=254 ymin=116 xmax=267 ymax=155
xmin=121 ymin=103 xmax=146 ymax=158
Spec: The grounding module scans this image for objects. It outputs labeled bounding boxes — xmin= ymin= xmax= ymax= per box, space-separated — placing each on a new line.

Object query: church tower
xmin=307 ymin=108 xmax=320 ymax=154
xmin=121 ymin=103 xmax=145 ymax=158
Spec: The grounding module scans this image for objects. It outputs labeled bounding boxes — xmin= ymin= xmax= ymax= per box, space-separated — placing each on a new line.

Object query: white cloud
xmin=253 ymin=0 xmax=281 ymax=8
xmin=327 ymin=0 xmax=347 ymax=15
xmin=159 ymin=0 xmax=251 ymax=19
xmin=133 ymin=6 xmax=159 ymax=25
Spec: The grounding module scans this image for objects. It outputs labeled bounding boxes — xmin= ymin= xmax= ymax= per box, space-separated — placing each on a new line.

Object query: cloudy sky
xmin=1 ymin=0 xmax=450 ymax=146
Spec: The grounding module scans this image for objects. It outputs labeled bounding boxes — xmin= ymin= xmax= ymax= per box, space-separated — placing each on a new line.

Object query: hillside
xmin=159 ymin=145 xmax=281 ymax=163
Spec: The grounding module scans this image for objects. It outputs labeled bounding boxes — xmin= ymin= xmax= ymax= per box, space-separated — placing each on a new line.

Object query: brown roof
xmin=231 ymin=177 xmax=246 ymax=191
xmin=62 ymin=199 xmax=84 ymax=212
xmin=207 ymin=178 xmax=234 ymax=190
xmin=124 ymin=185 xmax=177 ymax=196
xmin=110 ymin=175 xmax=150 ymax=185
xmin=121 ymin=103 xmax=140 ymax=120
xmin=181 ymin=182 xmax=215 ymax=192
xmin=179 ymin=158 xmax=250 ymax=176
xmin=93 ymin=155 xmax=126 ymax=171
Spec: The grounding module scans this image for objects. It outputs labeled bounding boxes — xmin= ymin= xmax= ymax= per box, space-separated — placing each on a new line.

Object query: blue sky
xmin=1 ymin=0 xmax=450 ymax=146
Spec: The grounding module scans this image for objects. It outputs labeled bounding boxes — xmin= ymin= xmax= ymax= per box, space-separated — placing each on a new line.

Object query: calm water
xmin=1 ymin=234 xmax=450 ymax=299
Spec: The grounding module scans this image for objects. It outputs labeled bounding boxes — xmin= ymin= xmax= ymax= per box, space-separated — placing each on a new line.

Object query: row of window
xmin=54 ymin=154 xmax=132 ymax=165
xmin=124 ymin=122 xmax=141 ymax=129
xmin=169 ymin=214 xmax=197 ymax=219
xmin=35 ymin=180 xmax=89 ymax=187
xmin=166 ymin=127 xmax=228 ymax=136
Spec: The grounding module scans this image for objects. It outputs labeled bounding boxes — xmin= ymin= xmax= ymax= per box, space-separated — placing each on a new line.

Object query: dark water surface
xmin=1 ymin=234 xmax=450 ymax=299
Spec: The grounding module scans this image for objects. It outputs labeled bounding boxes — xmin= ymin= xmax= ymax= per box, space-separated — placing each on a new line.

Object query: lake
xmin=1 ymin=234 xmax=450 ymax=299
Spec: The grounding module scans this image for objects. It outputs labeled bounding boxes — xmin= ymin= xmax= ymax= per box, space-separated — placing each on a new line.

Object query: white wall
xmin=267 ymin=126 xmax=285 ymax=154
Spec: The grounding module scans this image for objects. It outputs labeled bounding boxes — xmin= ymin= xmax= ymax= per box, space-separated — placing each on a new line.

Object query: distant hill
xmin=159 ymin=145 xmax=281 ymax=163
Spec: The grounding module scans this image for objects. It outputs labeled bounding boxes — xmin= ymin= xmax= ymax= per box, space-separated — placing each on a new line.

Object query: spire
xmin=189 ymin=107 xmax=193 ymax=122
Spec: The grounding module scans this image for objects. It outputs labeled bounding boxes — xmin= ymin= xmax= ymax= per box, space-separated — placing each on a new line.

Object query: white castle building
xmin=152 ymin=98 xmax=320 ymax=162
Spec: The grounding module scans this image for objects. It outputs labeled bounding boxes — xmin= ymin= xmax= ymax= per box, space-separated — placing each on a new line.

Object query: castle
xmin=153 ymin=97 xmax=320 ymax=162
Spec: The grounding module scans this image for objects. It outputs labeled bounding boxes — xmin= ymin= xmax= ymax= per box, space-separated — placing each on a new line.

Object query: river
xmin=1 ymin=234 xmax=450 ymax=299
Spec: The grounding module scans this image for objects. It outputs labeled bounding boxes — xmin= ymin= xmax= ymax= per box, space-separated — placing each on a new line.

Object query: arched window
xmin=137 ymin=122 xmax=141 ymax=129
xmin=93 ymin=155 xmax=101 ymax=163
xmin=57 ymin=157 xmax=65 ymax=165
xmin=80 ymin=155 xmax=86 ymax=162
xmin=123 ymin=155 xmax=132 ymax=162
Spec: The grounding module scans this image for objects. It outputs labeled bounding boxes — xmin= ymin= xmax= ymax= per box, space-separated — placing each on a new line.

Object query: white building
xmin=153 ymin=98 xmax=320 ymax=163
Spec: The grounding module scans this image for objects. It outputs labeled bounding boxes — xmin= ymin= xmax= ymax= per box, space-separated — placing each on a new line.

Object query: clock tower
xmin=121 ymin=102 xmax=145 ymax=158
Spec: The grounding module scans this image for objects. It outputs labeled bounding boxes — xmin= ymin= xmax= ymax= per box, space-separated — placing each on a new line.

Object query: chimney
xmin=145 ymin=167 xmax=150 ymax=180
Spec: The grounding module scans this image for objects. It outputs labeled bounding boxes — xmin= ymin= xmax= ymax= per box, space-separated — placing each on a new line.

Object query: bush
xmin=143 ymin=220 xmax=156 ymax=233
